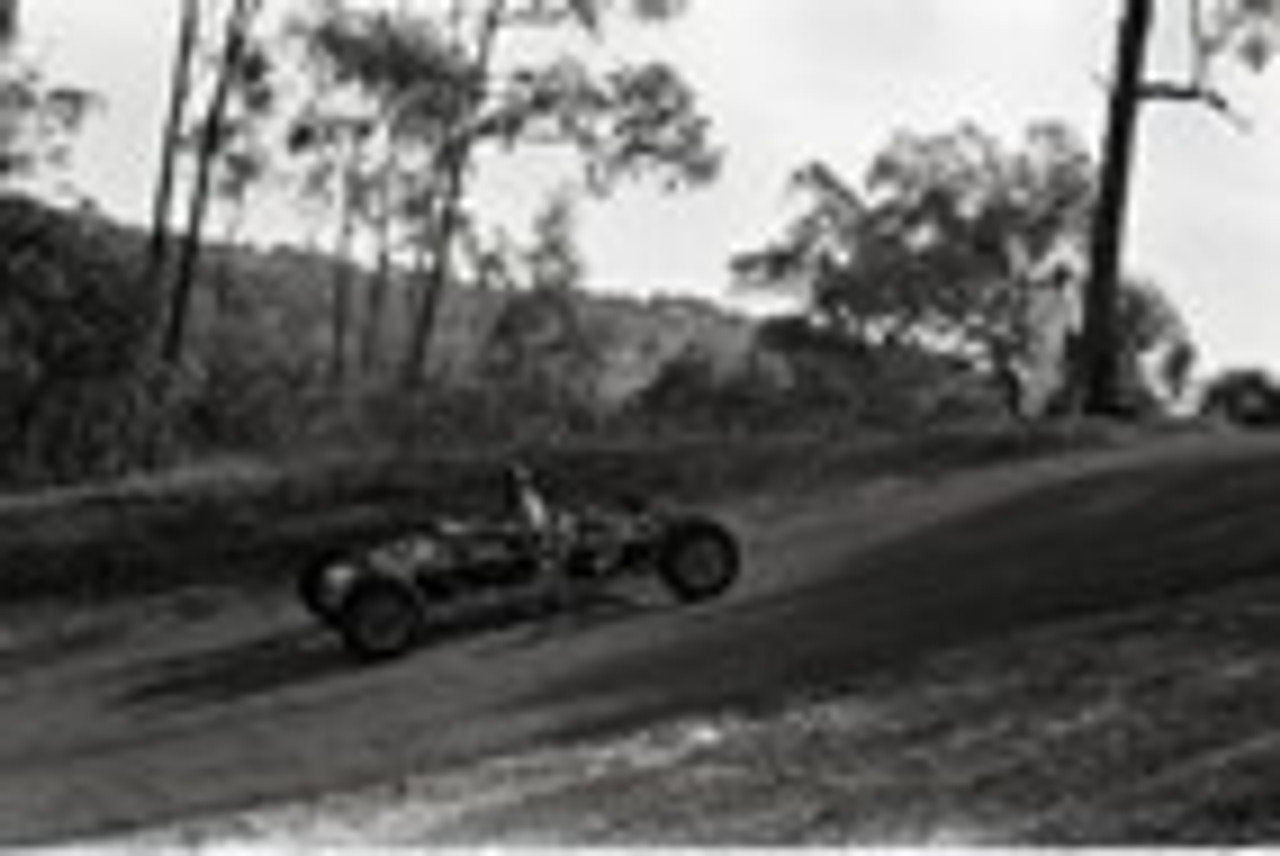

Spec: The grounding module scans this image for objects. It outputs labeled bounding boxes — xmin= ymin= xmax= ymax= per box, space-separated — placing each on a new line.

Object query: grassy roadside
xmin=0 ymin=422 xmax=1140 ymax=608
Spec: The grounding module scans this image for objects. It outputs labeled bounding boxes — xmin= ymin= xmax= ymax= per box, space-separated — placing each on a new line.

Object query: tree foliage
xmin=1200 ymin=367 xmax=1280 ymax=426
xmin=157 ymin=0 xmax=269 ymax=364
xmin=736 ymin=122 xmax=1195 ymax=418
xmin=0 ymin=51 xmax=98 ymax=188
xmin=736 ymin=123 xmax=1087 ymax=414
xmin=1201 ymin=0 xmax=1280 ymax=72
xmin=478 ymin=195 xmax=600 ymax=415
xmin=629 ymin=344 xmax=783 ymax=431
xmin=0 ymin=197 xmax=158 ymax=482
xmin=286 ymin=0 xmax=721 ymax=386
xmin=205 ymin=37 xmax=278 ymax=236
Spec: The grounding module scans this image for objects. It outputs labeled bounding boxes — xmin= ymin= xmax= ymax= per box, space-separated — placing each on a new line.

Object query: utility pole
xmin=1080 ymin=0 xmax=1155 ymax=415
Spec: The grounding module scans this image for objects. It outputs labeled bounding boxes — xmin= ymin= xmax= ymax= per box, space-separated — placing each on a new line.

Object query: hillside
xmin=191 ymin=220 xmax=760 ymax=399
xmin=425 ymin=279 xmax=756 ymax=402
xmin=0 ymin=194 xmax=767 ymax=483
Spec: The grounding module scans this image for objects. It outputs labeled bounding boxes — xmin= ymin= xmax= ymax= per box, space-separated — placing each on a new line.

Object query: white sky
xmin=19 ymin=0 xmax=1280 ymax=371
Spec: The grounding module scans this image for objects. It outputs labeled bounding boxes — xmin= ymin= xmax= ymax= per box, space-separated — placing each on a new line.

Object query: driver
xmin=505 ymin=463 xmax=551 ymax=534
xmin=503 ymin=463 xmax=577 ymax=608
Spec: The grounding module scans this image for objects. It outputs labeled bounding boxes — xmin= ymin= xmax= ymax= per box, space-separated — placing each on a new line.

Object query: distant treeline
xmin=0 ymin=198 xmax=846 ymax=483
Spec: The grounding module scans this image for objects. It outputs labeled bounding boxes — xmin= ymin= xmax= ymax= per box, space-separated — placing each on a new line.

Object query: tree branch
xmin=1136 ymin=79 xmax=1252 ymax=131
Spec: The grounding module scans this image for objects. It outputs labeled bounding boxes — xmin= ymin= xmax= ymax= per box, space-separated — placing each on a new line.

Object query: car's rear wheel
xmin=659 ymin=523 xmax=741 ymax=602
xmin=336 ymin=581 xmax=426 ymax=660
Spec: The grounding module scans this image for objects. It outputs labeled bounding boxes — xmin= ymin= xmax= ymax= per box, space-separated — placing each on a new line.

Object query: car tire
xmin=658 ymin=522 xmax=741 ymax=602
xmin=336 ymin=580 xmax=426 ymax=660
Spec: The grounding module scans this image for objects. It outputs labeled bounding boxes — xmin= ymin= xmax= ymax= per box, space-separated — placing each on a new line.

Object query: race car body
xmin=299 ymin=471 xmax=742 ymax=660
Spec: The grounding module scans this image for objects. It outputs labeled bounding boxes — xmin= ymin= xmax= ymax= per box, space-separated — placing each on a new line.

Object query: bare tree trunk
xmin=329 ymin=144 xmax=363 ymax=386
xmin=400 ymin=151 xmax=462 ymax=387
xmin=1080 ymin=0 xmax=1154 ymax=416
xmin=160 ymin=0 xmax=261 ymax=365
xmin=144 ymin=0 xmax=200 ymax=313
xmin=0 ymin=0 xmax=19 ymax=47
xmin=361 ymin=228 xmax=393 ymax=376
xmin=360 ymin=152 xmax=398 ymax=376
xmin=400 ymin=0 xmax=509 ymax=388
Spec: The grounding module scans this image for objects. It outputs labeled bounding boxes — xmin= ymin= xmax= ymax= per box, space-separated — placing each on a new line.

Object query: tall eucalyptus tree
xmin=160 ymin=0 xmax=266 ymax=364
xmin=1081 ymin=0 xmax=1280 ymax=414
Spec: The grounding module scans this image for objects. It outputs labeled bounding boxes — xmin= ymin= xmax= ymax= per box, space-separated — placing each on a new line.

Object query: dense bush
xmin=1199 ymin=368 xmax=1280 ymax=428
xmin=0 ymin=195 xmax=160 ymax=484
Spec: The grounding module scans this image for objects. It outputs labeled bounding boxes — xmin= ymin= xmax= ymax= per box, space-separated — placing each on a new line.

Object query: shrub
xmin=1199 ymin=368 xmax=1280 ymax=428
xmin=0 ymin=195 xmax=159 ymax=484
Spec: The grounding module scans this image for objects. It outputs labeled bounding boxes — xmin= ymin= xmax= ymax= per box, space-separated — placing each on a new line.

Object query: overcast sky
xmin=20 ymin=0 xmax=1280 ymax=371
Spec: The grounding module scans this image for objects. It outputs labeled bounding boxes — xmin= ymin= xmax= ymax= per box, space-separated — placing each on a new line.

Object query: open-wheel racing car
xmin=299 ymin=464 xmax=743 ymax=660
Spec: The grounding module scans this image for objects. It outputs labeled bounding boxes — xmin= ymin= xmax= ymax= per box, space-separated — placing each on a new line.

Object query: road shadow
xmin=116 ymin=588 xmax=659 ymax=715
xmin=486 ymin=587 xmax=666 ymax=651
xmin=115 ymin=623 xmax=353 ymax=714
xmin=0 ymin=619 xmax=128 ymax=681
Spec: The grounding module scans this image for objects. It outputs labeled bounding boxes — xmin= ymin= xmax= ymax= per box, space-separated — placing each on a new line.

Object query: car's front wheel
xmin=336 ymin=580 xmax=426 ymax=660
xmin=658 ymin=522 xmax=741 ymax=602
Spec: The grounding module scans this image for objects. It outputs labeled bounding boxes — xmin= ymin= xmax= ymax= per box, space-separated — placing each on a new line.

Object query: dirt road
xmin=3 ymin=432 xmax=1280 ymax=845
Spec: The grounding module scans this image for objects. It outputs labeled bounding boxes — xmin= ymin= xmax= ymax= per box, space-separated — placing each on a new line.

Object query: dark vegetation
xmin=0 ymin=193 xmax=757 ymax=484
xmin=0 ymin=179 xmax=1118 ymax=494
xmin=1199 ymin=368 xmax=1280 ymax=428
xmin=0 ymin=421 xmax=1129 ymax=609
